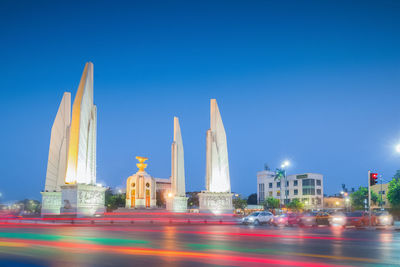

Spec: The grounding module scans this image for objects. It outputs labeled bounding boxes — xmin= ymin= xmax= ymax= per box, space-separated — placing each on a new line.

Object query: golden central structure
xmin=136 ymin=156 xmax=148 ymax=172
xmin=125 ymin=156 xmax=156 ymax=209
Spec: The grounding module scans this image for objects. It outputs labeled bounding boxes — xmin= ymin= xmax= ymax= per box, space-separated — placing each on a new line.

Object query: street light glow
xmin=396 ymin=144 xmax=400 ymax=153
xmin=281 ymin=160 xmax=290 ymax=168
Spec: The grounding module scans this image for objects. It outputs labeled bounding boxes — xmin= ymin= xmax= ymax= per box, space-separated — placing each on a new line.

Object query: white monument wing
xmin=44 ymin=92 xmax=71 ymax=191
xmin=171 ymin=117 xmax=186 ymax=197
xmin=206 ymin=99 xmax=231 ymax=193
xmin=65 ymin=62 xmax=97 ymax=184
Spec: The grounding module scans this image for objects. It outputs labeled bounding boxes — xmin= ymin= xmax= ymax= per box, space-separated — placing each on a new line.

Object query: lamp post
xmin=281 ymin=161 xmax=290 ymax=208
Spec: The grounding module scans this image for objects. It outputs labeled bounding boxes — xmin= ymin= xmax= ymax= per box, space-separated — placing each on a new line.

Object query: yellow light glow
xmin=65 ymin=64 xmax=89 ymax=184
xmin=136 ymin=156 xmax=149 ymax=172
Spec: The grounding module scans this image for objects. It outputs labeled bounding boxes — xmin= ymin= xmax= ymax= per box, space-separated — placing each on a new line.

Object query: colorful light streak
xmin=0 ymin=237 xmax=349 ymax=267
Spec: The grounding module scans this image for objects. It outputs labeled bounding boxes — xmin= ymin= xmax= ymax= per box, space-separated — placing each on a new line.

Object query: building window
xmin=277 ymin=182 xmax=281 ymax=188
xmin=303 ymin=179 xmax=315 ymax=186
xmin=316 ymin=180 xmax=321 ymax=186
xmin=303 ymin=188 xmax=315 ymax=195
xmin=317 ymin=198 xmax=322 ymax=205
xmin=294 ymin=180 xmax=298 ymax=186
xmin=284 ymin=199 xmax=290 ymax=204
xmin=379 ymin=190 xmax=385 ymax=195
xmin=286 ymin=181 xmax=289 ymax=187
xmin=269 ymin=183 xmax=272 ymax=188
xmin=286 ymin=190 xmax=289 ymax=196
xmin=311 ymin=198 xmax=315 ymax=204
xmin=259 ymin=183 xmax=265 ymax=203
xmin=317 ymin=189 xmax=321 ymax=195
xmin=277 ymin=191 xmax=281 ymax=196
xmin=382 ymin=201 xmax=386 ymax=205
xmin=294 ymin=189 xmax=298 ymax=195
xmin=269 ymin=191 xmax=273 ymax=197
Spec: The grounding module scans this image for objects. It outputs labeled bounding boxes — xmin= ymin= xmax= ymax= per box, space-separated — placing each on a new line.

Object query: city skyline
xmin=1 ymin=1 xmax=400 ymax=201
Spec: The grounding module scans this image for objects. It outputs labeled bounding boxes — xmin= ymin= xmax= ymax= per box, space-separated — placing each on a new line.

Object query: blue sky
xmin=0 ymin=0 xmax=399 ymax=201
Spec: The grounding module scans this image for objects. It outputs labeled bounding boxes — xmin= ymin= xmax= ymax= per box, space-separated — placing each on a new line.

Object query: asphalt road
xmin=0 ymin=223 xmax=399 ymax=266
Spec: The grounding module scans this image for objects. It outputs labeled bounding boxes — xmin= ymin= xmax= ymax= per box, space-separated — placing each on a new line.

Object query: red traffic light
xmin=370 ymin=173 xmax=378 ymax=186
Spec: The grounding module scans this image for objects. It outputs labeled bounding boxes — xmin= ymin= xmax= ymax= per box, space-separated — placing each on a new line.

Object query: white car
xmin=242 ymin=211 xmax=274 ymax=225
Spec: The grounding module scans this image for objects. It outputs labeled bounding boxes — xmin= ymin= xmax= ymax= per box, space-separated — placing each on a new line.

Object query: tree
xmin=263 ymin=197 xmax=280 ymax=210
xmin=275 ymin=169 xmax=284 ymax=181
xmin=286 ymin=199 xmax=304 ymax=211
xmin=187 ymin=192 xmax=199 ymax=208
xmin=233 ymin=197 xmax=247 ymax=210
xmin=350 ymin=187 xmax=378 ymax=210
xmin=105 ymin=188 xmax=126 ymax=211
xmin=393 ymin=170 xmax=400 ymax=180
xmin=247 ymin=193 xmax=258 ymax=205
xmin=15 ymin=199 xmax=41 ymax=214
xmin=387 ymin=177 xmax=400 ymax=209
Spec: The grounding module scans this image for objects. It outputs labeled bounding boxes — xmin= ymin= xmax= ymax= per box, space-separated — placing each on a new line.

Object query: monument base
xmin=198 ymin=191 xmax=233 ymax=214
xmin=125 ymin=198 xmax=156 ymax=209
xmin=60 ymin=184 xmax=106 ymax=217
xmin=166 ymin=196 xmax=188 ymax=213
xmin=41 ymin=191 xmax=62 ymax=216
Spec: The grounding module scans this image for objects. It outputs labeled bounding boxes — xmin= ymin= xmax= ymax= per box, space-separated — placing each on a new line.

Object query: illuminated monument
xmin=166 ymin=117 xmax=188 ymax=212
xmin=125 ymin=157 xmax=157 ymax=209
xmin=199 ymin=99 xmax=233 ymax=213
xmin=41 ymin=62 xmax=105 ymax=216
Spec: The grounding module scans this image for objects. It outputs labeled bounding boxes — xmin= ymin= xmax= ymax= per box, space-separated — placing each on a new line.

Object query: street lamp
xmin=281 ymin=160 xmax=290 ymax=207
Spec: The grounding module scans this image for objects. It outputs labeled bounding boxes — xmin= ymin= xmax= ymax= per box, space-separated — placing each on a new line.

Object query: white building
xmin=257 ymin=171 xmax=323 ymax=210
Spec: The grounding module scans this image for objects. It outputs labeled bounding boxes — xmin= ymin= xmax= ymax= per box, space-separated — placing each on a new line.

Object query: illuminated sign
xmin=296 ymin=174 xmax=308 ymax=179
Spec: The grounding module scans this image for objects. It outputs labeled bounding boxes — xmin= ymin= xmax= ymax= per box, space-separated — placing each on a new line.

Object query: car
xmin=299 ymin=212 xmax=317 ymax=226
xmin=242 ymin=211 xmax=273 ymax=225
xmin=272 ymin=213 xmax=301 ymax=227
xmin=329 ymin=212 xmax=346 ymax=227
xmin=374 ymin=211 xmax=394 ymax=226
xmin=344 ymin=211 xmax=377 ymax=227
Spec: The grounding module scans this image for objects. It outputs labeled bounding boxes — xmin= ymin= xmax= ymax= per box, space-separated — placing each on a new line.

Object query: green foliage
xmin=247 ymin=193 xmax=258 ymax=205
xmin=186 ymin=192 xmax=199 ymax=208
xmin=286 ymin=199 xmax=304 ymax=211
xmin=15 ymin=199 xmax=41 ymax=214
xmin=387 ymin=177 xmax=400 ymax=208
xmin=233 ymin=197 xmax=248 ymax=210
xmin=263 ymin=197 xmax=280 ymax=209
xmin=105 ymin=189 xmax=126 ymax=211
xmin=350 ymin=187 xmax=378 ymax=210
xmin=275 ymin=169 xmax=284 ymax=181
xmin=393 ymin=170 xmax=400 ymax=180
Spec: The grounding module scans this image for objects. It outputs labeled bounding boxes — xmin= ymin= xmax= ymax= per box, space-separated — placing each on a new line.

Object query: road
xmin=0 ymin=222 xmax=399 ymax=266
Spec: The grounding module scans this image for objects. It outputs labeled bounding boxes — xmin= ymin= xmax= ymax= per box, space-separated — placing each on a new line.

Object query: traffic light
xmin=370 ymin=173 xmax=378 ymax=186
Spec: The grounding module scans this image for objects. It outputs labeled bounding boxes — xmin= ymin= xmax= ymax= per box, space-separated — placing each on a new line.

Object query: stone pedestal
xmin=41 ymin=191 xmax=62 ymax=215
xmin=166 ymin=196 xmax=188 ymax=213
xmin=60 ymin=184 xmax=106 ymax=217
xmin=126 ymin=198 xmax=156 ymax=209
xmin=198 ymin=191 xmax=233 ymax=214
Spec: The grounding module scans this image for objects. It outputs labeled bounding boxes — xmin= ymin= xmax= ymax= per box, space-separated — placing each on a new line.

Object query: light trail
xmin=0 ymin=237 xmax=348 ymax=267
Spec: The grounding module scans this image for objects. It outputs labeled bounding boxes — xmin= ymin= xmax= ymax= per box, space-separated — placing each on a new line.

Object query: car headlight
xmin=249 ymin=217 xmax=255 ymax=221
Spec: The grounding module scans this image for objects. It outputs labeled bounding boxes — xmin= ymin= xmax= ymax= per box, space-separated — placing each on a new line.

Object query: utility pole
xmin=368 ymin=170 xmax=371 ymax=228
xmin=380 ymin=175 xmax=383 ymax=210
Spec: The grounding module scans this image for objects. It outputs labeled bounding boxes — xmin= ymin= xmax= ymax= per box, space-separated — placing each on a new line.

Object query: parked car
xmin=242 ymin=211 xmax=273 ymax=225
xmin=345 ymin=211 xmax=377 ymax=227
xmin=374 ymin=211 xmax=394 ymax=226
xmin=272 ymin=213 xmax=301 ymax=227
